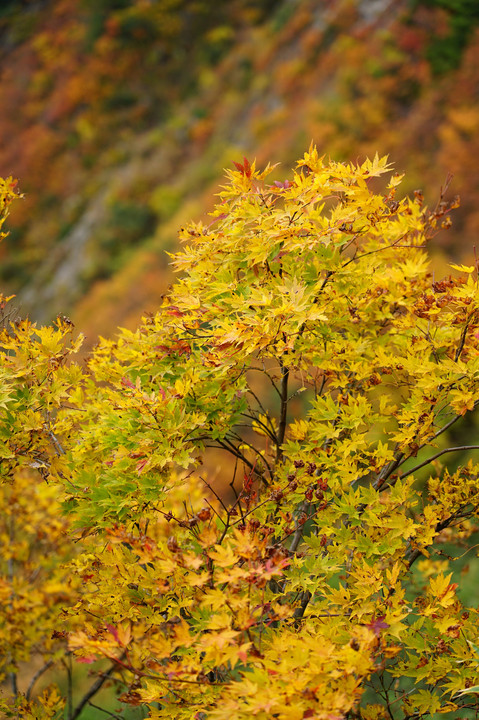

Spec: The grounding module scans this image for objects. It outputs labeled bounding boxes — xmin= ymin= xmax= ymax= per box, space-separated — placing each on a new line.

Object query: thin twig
xmin=455 ymin=317 xmax=472 ymax=362
xmin=204 ymin=498 xmax=227 ymax=526
xmin=218 ymin=435 xmax=272 ymax=483
xmin=404 ymin=511 xmax=471 ymax=569
xmin=216 ymin=437 xmax=257 ymax=475
xmin=246 ymin=384 xmax=274 ymax=418
xmin=241 ymin=412 xmax=278 ymax=445
xmin=228 ymin=430 xmax=274 ymax=481
xmin=49 ymin=430 xmax=65 ymax=456
xmin=248 ymin=364 xmax=282 ymax=397
xmin=399 ymin=445 xmax=479 ymax=480
xmin=26 ymin=659 xmax=55 ymax=700
xmin=88 ymin=701 xmax=123 ymax=719
xmin=376 ymin=410 xmax=475 ymax=491
xmin=198 ymin=474 xmax=229 ymax=513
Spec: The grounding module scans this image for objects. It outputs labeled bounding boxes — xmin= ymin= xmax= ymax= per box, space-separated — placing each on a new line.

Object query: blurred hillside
xmin=1 ymin=0 xmax=479 ymax=347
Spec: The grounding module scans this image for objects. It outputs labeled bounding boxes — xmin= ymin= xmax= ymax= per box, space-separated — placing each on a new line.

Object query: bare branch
xmin=26 ymin=660 xmax=55 ymax=700
xmin=70 ymin=655 xmax=125 ymax=720
xmin=245 ymin=384 xmax=274 ymax=418
xmin=240 ymin=412 xmax=278 ymax=445
xmin=219 ymin=434 xmax=273 ymax=483
xmin=400 ymin=445 xmax=479 ymax=480
xmin=248 ymin=363 xmax=282 ymax=397
xmin=198 ymin=474 xmax=229 ymax=514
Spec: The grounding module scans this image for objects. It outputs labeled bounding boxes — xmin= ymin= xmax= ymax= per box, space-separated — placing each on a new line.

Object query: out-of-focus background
xmin=1 ymin=0 xmax=479 ymax=346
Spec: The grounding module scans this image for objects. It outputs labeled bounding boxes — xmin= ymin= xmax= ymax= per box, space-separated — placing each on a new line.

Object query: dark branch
xmin=455 ymin=318 xmax=472 ymax=362
xmin=373 ymin=451 xmax=405 ymax=490
xmin=400 ymin=445 xmax=479 ymax=480
xmin=276 ymin=359 xmax=289 ymax=465
xmin=70 ymin=656 xmax=125 ymax=720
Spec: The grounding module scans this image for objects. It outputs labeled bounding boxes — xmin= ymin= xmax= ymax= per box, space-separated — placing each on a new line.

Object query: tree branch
xmin=293 ymin=590 xmax=312 ymax=620
xmin=240 ymin=413 xmax=278 ymax=445
xmin=276 ymin=358 xmax=289 ymax=465
xmin=220 ymin=434 xmax=273 ymax=483
xmin=376 ymin=409 xmax=476 ymax=491
xmin=70 ymin=656 xmax=124 ymax=720
xmin=373 ymin=451 xmax=405 ymax=490
xmin=455 ymin=317 xmax=472 ymax=362
xmin=26 ymin=660 xmax=55 ymax=700
xmin=403 ymin=512 xmax=467 ymax=570
xmin=399 ymin=445 xmax=479 ymax=480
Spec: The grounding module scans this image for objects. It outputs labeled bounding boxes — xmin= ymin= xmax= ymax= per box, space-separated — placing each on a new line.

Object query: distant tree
xmin=414 ymin=0 xmax=479 ymax=73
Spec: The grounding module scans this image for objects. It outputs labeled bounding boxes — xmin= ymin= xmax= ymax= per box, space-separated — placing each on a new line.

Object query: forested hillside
xmin=1 ymin=0 xmax=479 ymax=343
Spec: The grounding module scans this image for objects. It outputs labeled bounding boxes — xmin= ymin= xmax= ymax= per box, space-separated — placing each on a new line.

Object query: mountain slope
xmin=0 ymin=0 xmax=478 ymax=345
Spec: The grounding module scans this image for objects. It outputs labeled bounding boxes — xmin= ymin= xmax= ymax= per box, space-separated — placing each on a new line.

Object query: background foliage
xmin=0 ymin=0 xmax=479 ymax=343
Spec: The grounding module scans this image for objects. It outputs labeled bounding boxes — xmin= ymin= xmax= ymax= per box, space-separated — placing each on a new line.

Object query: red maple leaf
xmin=233 ymin=157 xmax=252 ymax=178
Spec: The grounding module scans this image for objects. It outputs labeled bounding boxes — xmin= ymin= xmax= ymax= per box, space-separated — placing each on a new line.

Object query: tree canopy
xmin=2 ymin=149 xmax=479 ymax=719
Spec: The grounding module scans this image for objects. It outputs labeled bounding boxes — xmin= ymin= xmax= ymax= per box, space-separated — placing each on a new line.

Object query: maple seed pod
xmin=294 ymin=459 xmax=305 ymax=469
xmin=196 ymin=507 xmax=211 ymax=522
xmin=157 ymin=579 xmax=170 ymax=594
xmin=271 ymin=489 xmax=283 ymax=503
xmin=436 ymin=639 xmax=448 ymax=654
xmin=167 ymin=536 xmax=179 ymax=553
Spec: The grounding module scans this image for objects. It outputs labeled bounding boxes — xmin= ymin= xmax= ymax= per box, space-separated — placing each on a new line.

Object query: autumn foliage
xmin=3 ymin=149 xmax=479 ymax=718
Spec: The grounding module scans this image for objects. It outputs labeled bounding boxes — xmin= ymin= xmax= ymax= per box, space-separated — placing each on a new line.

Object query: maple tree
xmin=3 ymin=149 xmax=479 ymax=718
